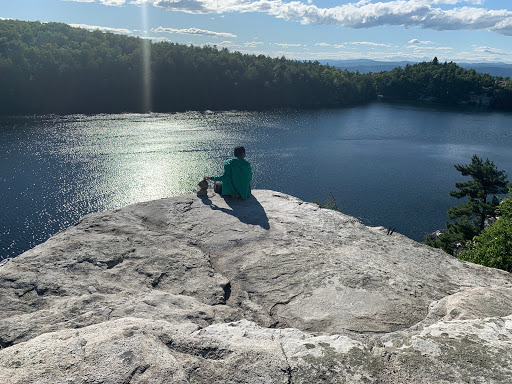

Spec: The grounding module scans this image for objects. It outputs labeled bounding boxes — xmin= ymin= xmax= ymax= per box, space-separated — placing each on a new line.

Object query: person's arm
xmin=207 ymin=160 xmax=231 ymax=182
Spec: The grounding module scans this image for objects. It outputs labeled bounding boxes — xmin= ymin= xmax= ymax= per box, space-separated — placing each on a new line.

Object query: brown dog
xmin=197 ymin=178 xmax=209 ymax=198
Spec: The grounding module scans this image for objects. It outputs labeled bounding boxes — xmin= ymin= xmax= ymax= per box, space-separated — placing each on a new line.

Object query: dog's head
xmin=198 ymin=179 xmax=208 ymax=190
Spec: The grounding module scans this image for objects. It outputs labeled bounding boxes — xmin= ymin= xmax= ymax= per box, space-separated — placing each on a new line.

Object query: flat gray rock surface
xmin=1 ymin=190 xmax=511 ymax=383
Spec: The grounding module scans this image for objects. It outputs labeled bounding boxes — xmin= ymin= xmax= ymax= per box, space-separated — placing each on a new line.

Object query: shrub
xmin=458 ymin=190 xmax=512 ymax=272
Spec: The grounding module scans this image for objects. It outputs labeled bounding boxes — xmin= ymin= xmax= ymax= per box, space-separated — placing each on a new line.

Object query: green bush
xmin=313 ymin=193 xmax=342 ymax=212
xmin=458 ymin=190 xmax=512 ymax=272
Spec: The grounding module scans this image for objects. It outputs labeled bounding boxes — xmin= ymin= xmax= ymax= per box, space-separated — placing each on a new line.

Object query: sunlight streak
xmin=141 ymin=2 xmax=152 ymax=113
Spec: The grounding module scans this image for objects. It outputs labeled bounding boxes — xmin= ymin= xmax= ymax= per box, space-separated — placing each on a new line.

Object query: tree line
xmin=1 ymin=20 xmax=511 ymax=115
xmin=0 ymin=19 xmax=375 ymax=114
xmin=373 ymin=57 xmax=512 ymax=110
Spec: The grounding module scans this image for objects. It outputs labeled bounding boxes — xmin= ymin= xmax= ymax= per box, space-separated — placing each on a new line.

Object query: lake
xmin=1 ymin=102 xmax=512 ymax=259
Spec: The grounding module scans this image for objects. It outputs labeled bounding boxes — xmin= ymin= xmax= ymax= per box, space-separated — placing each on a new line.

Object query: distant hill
xmin=319 ymin=59 xmax=512 ymax=78
xmin=318 ymin=60 xmax=415 ymax=74
xmin=459 ymin=63 xmax=512 ymax=78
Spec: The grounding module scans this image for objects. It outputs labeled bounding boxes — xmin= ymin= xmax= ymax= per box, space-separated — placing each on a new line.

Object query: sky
xmin=2 ymin=0 xmax=512 ymax=63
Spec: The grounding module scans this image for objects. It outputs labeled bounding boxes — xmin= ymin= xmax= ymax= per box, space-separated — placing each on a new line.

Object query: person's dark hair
xmin=234 ymin=146 xmax=245 ymax=157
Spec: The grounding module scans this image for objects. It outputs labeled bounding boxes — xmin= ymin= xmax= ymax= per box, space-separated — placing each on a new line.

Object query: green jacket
xmin=212 ymin=157 xmax=252 ymax=199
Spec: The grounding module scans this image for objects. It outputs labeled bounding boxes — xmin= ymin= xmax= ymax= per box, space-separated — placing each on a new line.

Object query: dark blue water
xmin=1 ymin=102 xmax=512 ymax=258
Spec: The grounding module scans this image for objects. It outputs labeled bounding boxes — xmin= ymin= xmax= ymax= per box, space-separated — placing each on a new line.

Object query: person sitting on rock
xmin=205 ymin=146 xmax=252 ymax=199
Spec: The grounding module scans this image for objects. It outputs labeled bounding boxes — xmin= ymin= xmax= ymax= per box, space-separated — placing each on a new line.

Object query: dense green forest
xmin=1 ymin=19 xmax=511 ymax=114
xmin=0 ymin=19 xmax=375 ymax=114
xmin=373 ymin=58 xmax=512 ymax=109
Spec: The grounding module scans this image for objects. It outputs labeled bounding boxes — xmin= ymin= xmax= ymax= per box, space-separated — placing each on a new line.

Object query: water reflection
xmin=1 ymin=104 xmax=512 ymax=258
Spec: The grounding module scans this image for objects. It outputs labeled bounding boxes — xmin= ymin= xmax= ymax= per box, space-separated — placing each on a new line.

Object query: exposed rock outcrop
xmin=1 ymin=190 xmax=511 ymax=383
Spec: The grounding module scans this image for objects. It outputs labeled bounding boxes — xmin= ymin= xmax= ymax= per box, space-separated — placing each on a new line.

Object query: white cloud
xmin=244 ymin=41 xmax=265 ymax=47
xmin=350 ymin=41 xmax=392 ymax=47
xmin=200 ymin=41 xmax=266 ymax=51
xmin=69 ymin=23 xmax=133 ymax=34
xmin=420 ymin=0 xmax=484 ymax=4
xmin=152 ymin=26 xmax=237 ymax=37
xmin=472 ymin=45 xmax=508 ymax=55
xmin=133 ymin=0 xmax=512 ymax=36
xmin=274 ymin=43 xmax=302 ymax=47
xmin=64 ymin=0 xmax=125 ymax=4
xmin=492 ymin=18 xmax=512 ymax=36
xmin=101 ymin=0 xmax=126 ymax=5
xmin=454 ymin=49 xmax=512 ymax=62
xmin=405 ymin=39 xmax=454 ymax=56
xmin=141 ymin=35 xmax=172 ymax=41
xmin=408 ymin=39 xmax=434 ymax=44
xmin=407 ymin=44 xmax=453 ymax=51
xmin=315 ymin=42 xmax=331 ymax=47
xmin=0 ymin=17 xmax=13 ymax=20
xmin=334 ymin=44 xmax=346 ymax=49
xmin=202 ymin=40 xmax=232 ymax=46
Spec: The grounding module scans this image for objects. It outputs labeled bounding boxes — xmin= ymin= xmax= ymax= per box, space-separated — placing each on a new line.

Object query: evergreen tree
xmin=449 ymin=155 xmax=509 ymax=232
xmin=425 ymin=155 xmax=509 ymax=254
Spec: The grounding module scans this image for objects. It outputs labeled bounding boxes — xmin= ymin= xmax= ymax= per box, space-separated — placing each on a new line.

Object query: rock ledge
xmin=1 ymin=190 xmax=511 ymax=383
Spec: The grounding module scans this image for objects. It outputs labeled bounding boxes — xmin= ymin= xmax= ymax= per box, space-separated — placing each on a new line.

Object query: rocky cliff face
xmin=1 ymin=190 xmax=511 ymax=383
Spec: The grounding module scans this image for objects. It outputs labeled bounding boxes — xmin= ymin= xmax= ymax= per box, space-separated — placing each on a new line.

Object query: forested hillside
xmin=373 ymin=58 xmax=512 ymax=110
xmin=1 ymin=19 xmax=511 ymax=114
xmin=0 ymin=19 xmax=375 ymax=114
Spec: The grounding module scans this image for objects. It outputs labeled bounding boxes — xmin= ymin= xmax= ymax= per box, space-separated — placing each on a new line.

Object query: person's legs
xmin=214 ymin=181 xmax=223 ymax=194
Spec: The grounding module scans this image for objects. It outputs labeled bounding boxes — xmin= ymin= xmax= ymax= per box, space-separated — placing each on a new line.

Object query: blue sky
xmin=2 ymin=0 xmax=512 ymax=63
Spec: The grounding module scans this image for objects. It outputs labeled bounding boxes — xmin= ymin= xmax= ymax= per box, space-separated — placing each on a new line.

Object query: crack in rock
xmin=151 ymin=272 xmax=167 ymax=288
xmin=160 ymin=335 xmax=233 ymax=360
xmin=0 ymin=337 xmax=14 ymax=350
xmin=205 ymin=252 xmax=232 ymax=305
xmin=76 ymin=256 xmax=124 ymax=269
xmin=106 ymin=257 xmax=124 ymax=269
xmin=279 ymin=340 xmax=294 ymax=384
xmin=123 ymin=364 xmax=149 ymax=384
xmin=269 ymin=293 xmax=302 ymax=328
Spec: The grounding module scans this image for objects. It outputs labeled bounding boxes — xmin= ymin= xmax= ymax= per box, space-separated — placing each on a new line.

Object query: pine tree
xmin=425 ymin=154 xmax=509 ymax=254
xmin=449 ymin=155 xmax=509 ymax=232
